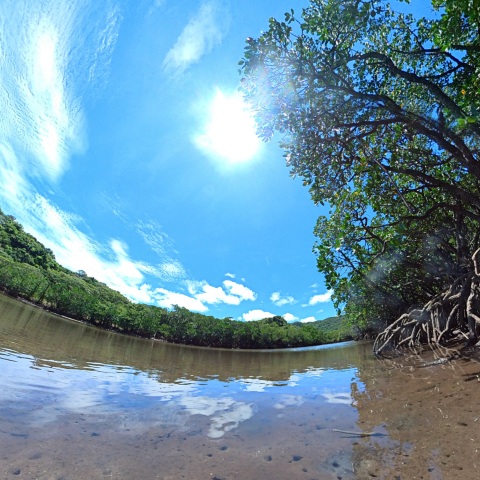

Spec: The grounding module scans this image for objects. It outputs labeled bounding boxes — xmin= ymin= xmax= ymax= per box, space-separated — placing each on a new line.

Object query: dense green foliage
xmin=0 ymin=208 xmax=343 ymax=349
xmin=0 ymin=212 xmax=62 ymax=271
xmin=305 ymin=316 xmax=355 ymax=342
xmin=240 ymin=0 xmax=480 ymax=345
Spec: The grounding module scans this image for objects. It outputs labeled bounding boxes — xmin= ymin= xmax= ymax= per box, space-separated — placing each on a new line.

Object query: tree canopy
xmin=240 ymin=0 xmax=480 ymax=352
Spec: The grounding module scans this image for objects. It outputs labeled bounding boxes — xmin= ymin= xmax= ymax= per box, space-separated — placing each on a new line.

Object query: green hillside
xmin=310 ymin=316 xmax=354 ymax=342
xmin=293 ymin=315 xmax=353 ymax=343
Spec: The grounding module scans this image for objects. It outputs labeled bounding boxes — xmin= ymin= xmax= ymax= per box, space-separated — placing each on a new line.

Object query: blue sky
xmin=3 ymin=0 xmax=430 ymax=324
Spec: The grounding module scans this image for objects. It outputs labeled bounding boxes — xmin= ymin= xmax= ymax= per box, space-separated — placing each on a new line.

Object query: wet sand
xmin=351 ymin=348 xmax=480 ymax=479
xmin=1 ymin=394 xmax=358 ymax=479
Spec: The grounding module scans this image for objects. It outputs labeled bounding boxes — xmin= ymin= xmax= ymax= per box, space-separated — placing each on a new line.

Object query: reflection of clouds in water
xmin=180 ymin=396 xmax=256 ymax=438
xmin=274 ymin=394 xmax=305 ymax=410
xmin=241 ymin=367 xmax=323 ymax=392
xmin=242 ymin=378 xmax=276 ymax=392
xmin=287 ymin=373 xmax=301 ymax=387
xmin=4 ymin=351 xmax=257 ymax=438
xmin=304 ymin=367 xmax=325 ymax=377
xmin=322 ymin=392 xmax=353 ymax=405
xmin=3 ymin=349 xmax=334 ymax=439
xmin=61 ymin=369 xmax=198 ymax=415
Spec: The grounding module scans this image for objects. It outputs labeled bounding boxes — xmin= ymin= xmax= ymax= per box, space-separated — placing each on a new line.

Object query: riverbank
xmin=0 ymin=283 xmax=349 ymax=352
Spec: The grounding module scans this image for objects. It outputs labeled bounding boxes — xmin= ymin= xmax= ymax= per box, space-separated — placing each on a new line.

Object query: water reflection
xmin=0 ymin=294 xmax=363 ymax=446
xmin=0 ymin=293 xmax=367 ymax=383
xmin=1 ymin=295 xmax=477 ymax=478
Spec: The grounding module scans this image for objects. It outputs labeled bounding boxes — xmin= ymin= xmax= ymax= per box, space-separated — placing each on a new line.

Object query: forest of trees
xmin=0 ymin=208 xmax=349 ymax=349
xmin=240 ymin=0 xmax=480 ymax=353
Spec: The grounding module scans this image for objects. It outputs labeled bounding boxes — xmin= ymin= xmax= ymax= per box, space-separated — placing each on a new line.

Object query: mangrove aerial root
xmin=374 ymin=249 xmax=480 ymax=355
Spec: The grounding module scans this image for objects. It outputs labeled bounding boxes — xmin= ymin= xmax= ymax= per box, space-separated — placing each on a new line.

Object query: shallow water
xmin=0 ymin=293 xmax=479 ymax=479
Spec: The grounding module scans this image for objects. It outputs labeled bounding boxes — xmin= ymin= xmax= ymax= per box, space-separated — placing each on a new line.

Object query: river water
xmin=0 ymin=293 xmax=479 ymax=479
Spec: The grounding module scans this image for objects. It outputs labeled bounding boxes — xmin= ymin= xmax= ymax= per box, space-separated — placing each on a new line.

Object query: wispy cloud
xmin=308 ymin=290 xmax=333 ymax=305
xmin=147 ymin=0 xmax=167 ymax=16
xmin=162 ymin=0 xmax=229 ymax=75
xmin=0 ymin=1 xmax=121 ymax=183
xmin=134 ymin=219 xmax=188 ymax=282
xmin=270 ymin=291 xmax=296 ymax=307
xmin=242 ymin=309 xmax=274 ymax=322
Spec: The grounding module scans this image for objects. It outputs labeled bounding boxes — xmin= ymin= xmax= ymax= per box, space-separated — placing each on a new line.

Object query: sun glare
xmin=195 ymin=90 xmax=261 ymax=165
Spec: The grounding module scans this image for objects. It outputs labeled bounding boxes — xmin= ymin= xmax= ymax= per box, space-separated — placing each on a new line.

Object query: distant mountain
xmin=293 ymin=315 xmax=354 ymax=342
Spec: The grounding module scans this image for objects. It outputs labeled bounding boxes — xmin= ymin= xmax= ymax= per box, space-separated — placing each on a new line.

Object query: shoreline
xmin=0 ymin=290 xmax=349 ymax=352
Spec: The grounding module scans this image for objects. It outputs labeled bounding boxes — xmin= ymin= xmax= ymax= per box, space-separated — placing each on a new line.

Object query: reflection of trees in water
xmin=0 ymin=294 xmax=373 ymax=383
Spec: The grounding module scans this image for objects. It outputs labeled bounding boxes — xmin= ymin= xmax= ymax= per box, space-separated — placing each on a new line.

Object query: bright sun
xmin=195 ymin=90 xmax=261 ymax=165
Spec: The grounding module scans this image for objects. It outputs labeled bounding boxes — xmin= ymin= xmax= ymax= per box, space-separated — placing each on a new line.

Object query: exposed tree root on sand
xmin=374 ymin=249 xmax=480 ymax=356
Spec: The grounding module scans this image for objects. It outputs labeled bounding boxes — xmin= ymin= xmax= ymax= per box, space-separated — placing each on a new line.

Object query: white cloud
xmin=225 ymin=272 xmax=235 ymax=279
xmin=194 ymin=283 xmax=238 ymax=305
xmin=283 ymin=313 xmax=298 ymax=323
xmin=162 ymin=1 xmax=229 ymax=75
xmin=188 ymin=279 xmax=256 ymax=306
xmin=223 ymin=280 xmax=256 ymax=301
xmin=0 ymin=144 xmax=31 ymax=215
xmin=308 ymin=290 xmax=333 ymax=305
xmin=300 ymin=316 xmax=317 ymax=323
xmin=151 ymin=278 xmax=256 ymax=313
xmin=242 ymin=309 xmax=275 ymax=322
xmin=270 ymin=291 xmax=296 ymax=307
xmin=150 ymin=288 xmax=208 ymax=312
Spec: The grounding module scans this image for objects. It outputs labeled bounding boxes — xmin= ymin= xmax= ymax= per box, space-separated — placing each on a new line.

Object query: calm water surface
xmin=1 ymin=294 xmax=479 ymax=479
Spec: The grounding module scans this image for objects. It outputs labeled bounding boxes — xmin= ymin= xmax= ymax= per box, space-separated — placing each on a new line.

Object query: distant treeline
xmin=0 ymin=208 xmax=352 ymax=348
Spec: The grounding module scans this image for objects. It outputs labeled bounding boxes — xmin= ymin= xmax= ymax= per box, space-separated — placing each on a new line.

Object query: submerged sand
xmin=1 ymin=349 xmax=479 ymax=479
